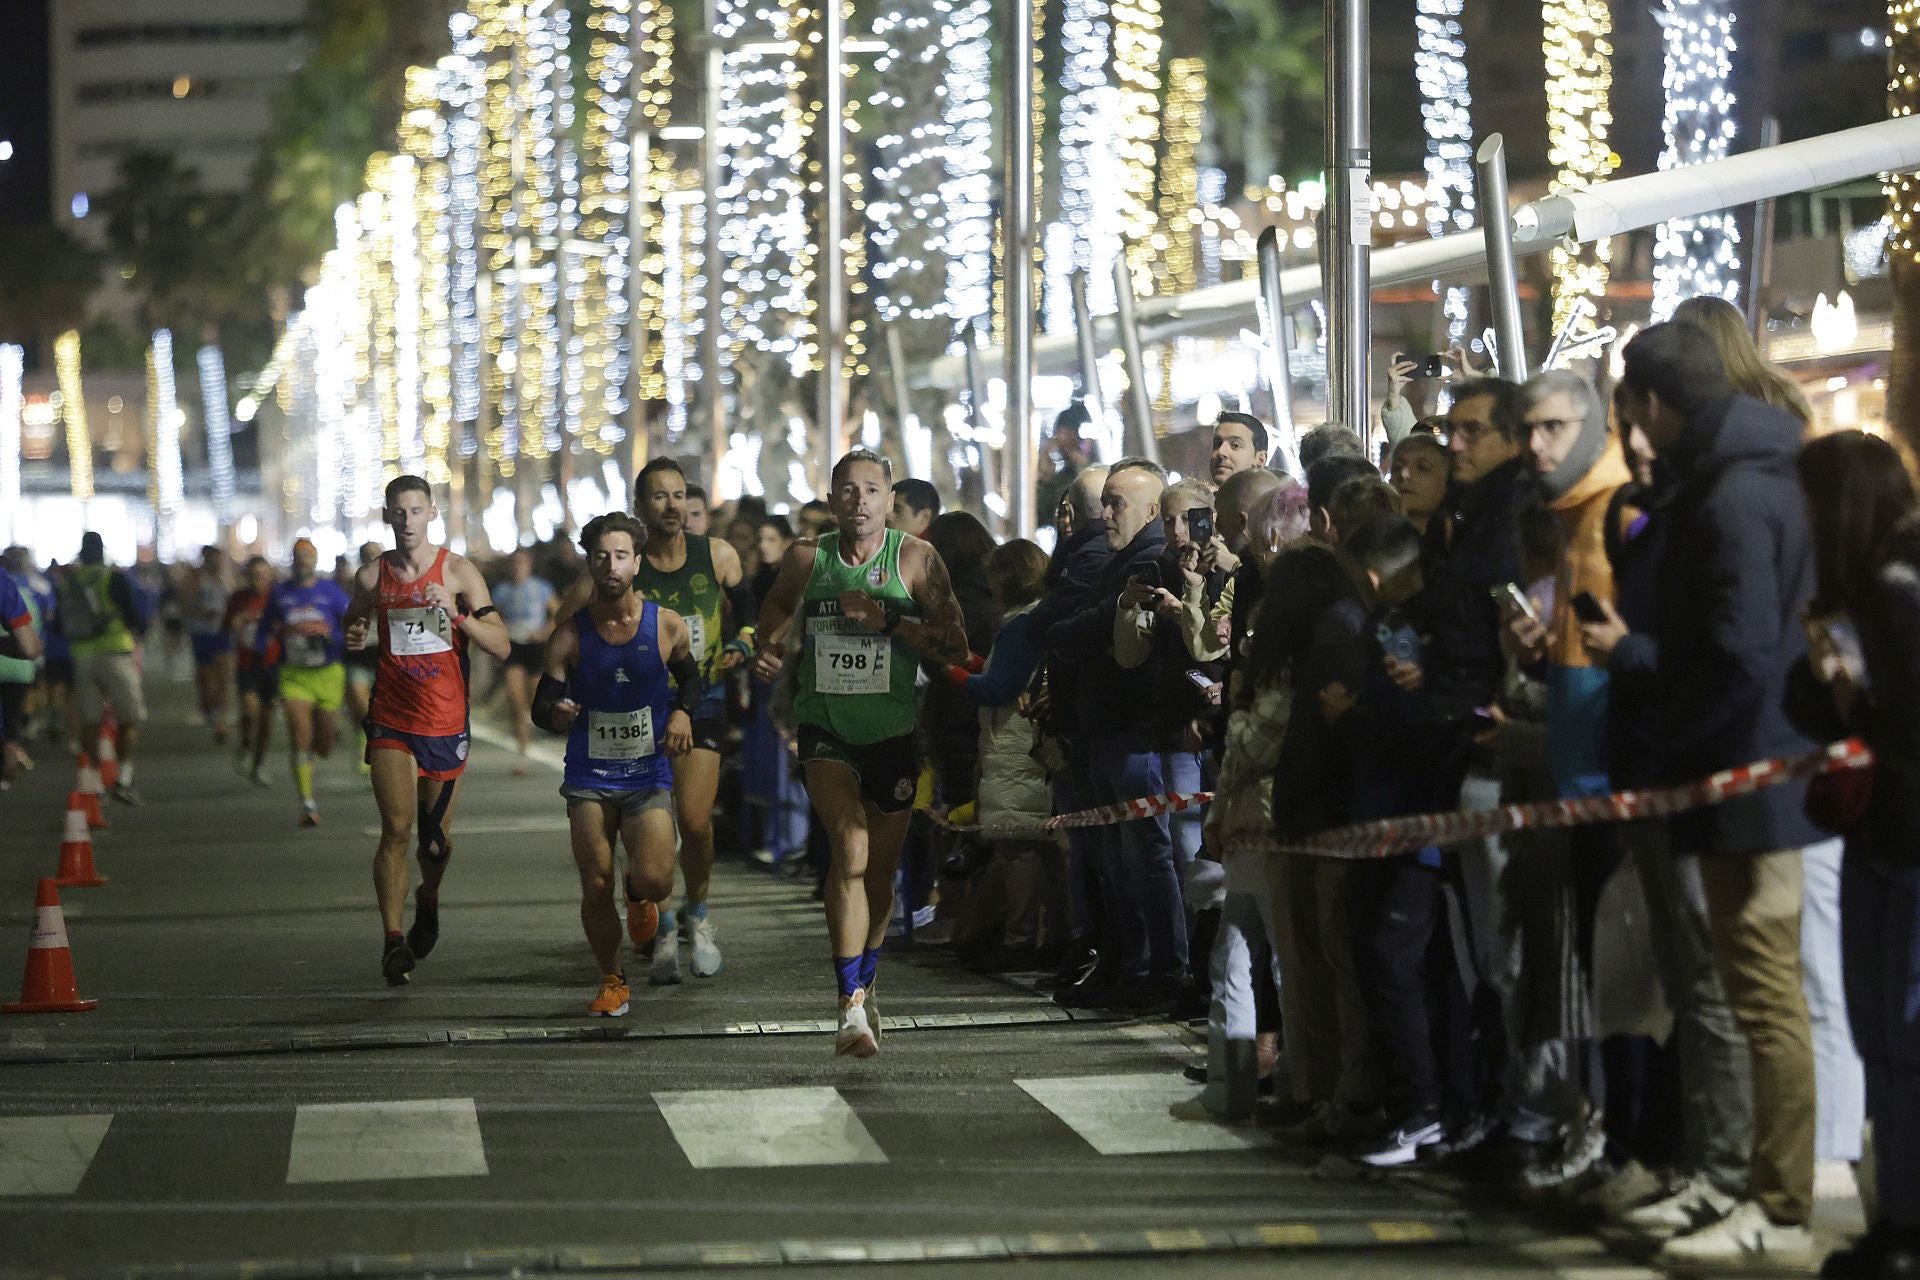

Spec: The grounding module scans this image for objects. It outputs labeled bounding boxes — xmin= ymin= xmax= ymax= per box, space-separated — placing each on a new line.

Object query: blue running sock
xmin=858 ymin=948 xmax=879 ymax=990
xmin=683 ymin=900 xmax=709 ymax=921
xmin=658 ymin=908 xmax=677 ymax=938
xmin=833 ymin=955 xmax=863 ymax=999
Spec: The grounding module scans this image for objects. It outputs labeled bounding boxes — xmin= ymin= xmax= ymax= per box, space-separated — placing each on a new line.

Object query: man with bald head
xmin=1044 ymin=456 xmax=1189 ymax=1014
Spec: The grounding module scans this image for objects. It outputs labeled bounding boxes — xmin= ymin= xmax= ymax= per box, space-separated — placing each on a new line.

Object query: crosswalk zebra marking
xmin=286 ymin=1098 xmax=489 ymax=1185
xmin=1016 ymin=1073 xmax=1265 ymax=1156
xmin=0 ymin=1114 xmax=113 ymax=1195
xmin=653 ymin=1086 xmax=888 ymax=1170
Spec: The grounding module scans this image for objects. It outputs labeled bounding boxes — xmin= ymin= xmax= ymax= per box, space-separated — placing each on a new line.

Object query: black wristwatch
xmin=881 ymin=602 xmax=903 ymax=634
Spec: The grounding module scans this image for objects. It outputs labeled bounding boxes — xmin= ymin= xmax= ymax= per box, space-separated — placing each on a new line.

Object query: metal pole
xmin=1002 ymin=0 xmax=1035 ymax=537
xmin=1255 ymin=226 xmax=1296 ymax=449
xmin=1475 ymin=134 xmax=1529 ymax=381
xmin=626 ymin=127 xmax=651 ymax=468
xmin=962 ymin=325 xmax=1001 ymax=535
xmin=1747 ymin=116 xmax=1781 ymax=344
xmin=1326 ymin=0 xmax=1371 ymax=432
xmin=700 ymin=0 xmax=726 ymax=482
xmin=1069 ymin=270 xmax=1105 ymax=448
xmin=1110 ymin=254 xmax=1157 ymax=466
xmin=884 ymin=325 xmax=913 ymax=444
xmin=815 ymin=0 xmax=846 ymax=491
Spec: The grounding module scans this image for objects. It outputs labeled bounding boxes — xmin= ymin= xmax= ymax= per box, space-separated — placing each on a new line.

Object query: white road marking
xmin=1015 ymin=1073 xmax=1264 ymax=1155
xmin=286 ymin=1098 xmax=489 ymax=1185
xmin=653 ymin=1086 xmax=888 ymax=1170
xmin=0 ymin=1113 xmax=114 ymax=1195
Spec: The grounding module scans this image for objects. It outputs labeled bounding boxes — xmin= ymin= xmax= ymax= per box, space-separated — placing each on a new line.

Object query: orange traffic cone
xmin=3 ymin=879 xmax=98 ymax=1014
xmin=95 ymin=729 xmax=119 ymax=790
xmin=74 ymin=754 xmax=106 ymax=829
xmin=54 ymin=799 xmax=106 ymax=888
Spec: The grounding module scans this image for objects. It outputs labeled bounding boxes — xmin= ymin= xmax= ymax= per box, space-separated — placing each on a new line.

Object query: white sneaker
xmin=1624 ymin=1173 xmax=1740 ymax=1238
xmin=863 ymin=983 xmax=881 ymax=1043
xmin=687 ymin=916 xmax=722 ymax=977
xmin=835 ymin=992 xmax=877 ymax=1058
xmin=1356 ymin=1113 xmax=1445 ymax=1168
xmin=1814 ymin=1158 xmax=1858 ymax=1201
xmin=648 ymin=929 xmax=682 ymax=986
xmin=1657 ymin=1199 xmax=1815 ymax=1270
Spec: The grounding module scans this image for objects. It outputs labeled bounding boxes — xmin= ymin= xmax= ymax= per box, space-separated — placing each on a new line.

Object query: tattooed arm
xmin=894 ymin=538 xmax=970 ymax=665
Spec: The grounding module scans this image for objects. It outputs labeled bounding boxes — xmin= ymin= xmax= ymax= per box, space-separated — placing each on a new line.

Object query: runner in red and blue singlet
xmin=345 ymin=475 xmax=510 ymax=986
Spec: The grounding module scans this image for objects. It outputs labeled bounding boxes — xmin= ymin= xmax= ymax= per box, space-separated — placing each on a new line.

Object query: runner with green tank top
xmin=556 ymin=457 xmax=752 ymax=986
xmin=63 ymin=533 xmax=148 ymax=804
xmin=753 ymin=449 xmax=969 ymax=1058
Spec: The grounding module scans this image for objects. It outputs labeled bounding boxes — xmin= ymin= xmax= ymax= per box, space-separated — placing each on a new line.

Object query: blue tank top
xmin=563 ymin=601 xmax=675 ymax=793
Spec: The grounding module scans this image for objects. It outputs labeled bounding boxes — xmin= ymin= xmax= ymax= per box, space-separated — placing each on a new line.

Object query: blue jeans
xmin=1802 ymin=838 xmax=1865 ymax=1162
xmin=1841 ymin=851 xmax=1920 ymax=1229
xmin=1162 ymin=749 xmax=1205 ymax=886
xmin=1087 ymin=738 xmax=1188 ymax=981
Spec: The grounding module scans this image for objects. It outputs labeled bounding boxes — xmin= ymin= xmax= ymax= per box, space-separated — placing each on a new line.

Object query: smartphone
xmin=1413 ymin=353 xmax=1449 ymax=378
xmin=1494 ymin=582 xmax=1541 ymax=626
xmin=1186 ymin=507 xmax=1214 ymax=547
xmin=1470 ymin=706 xmax=1498 ymax=729
xmin=1185 ymin=669 xmax=1215 ymax=689
xmin=1130 ymin=561 xmax=1163 ymax=592
xmin=1571 ymin=591 xmax=1609 ymax=625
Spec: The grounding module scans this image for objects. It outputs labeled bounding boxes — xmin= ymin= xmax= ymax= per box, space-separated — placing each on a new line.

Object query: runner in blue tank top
xmin=533 ymin=512 xmax=702 ymax=1018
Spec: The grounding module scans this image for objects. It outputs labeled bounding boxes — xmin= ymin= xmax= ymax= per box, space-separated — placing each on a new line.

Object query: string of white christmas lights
xmin=1650 ymin=0 xmax=1742 ymax=319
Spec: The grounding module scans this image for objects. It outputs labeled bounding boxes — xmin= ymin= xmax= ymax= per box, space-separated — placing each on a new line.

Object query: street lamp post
xmin=1326 ymin=0 xmax=1372 ymax=433
xmin=1003 ymin=0 xmax=1036 ymax=537
xmin=816 ymin=0 xmax=847 ymax=491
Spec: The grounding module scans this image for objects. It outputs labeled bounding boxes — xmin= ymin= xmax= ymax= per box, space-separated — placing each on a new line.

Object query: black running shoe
xmin=407 ymin=894 xmax=439 ymax=960
xmin=382 ymin=937 xmax=415 ymax=986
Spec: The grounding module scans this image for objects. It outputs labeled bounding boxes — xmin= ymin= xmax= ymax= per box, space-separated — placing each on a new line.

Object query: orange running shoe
xmin=626 ymin=893 xmax=658 ymax=949
xmin=587 ymin=973 xmax=631 ymax=1017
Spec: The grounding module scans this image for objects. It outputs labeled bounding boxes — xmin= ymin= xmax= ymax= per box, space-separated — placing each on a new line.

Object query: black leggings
xmin=0 ymin=682 xmax=27 ymax=744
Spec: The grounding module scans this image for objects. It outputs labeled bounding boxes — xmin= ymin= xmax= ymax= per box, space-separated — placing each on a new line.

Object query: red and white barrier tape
xmin=925 ymin=739 xmax=1872 ymax=857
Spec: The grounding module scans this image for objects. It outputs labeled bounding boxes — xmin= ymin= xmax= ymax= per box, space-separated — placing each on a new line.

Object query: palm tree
xmin=0 ymin=225 xmax=101 ymax=350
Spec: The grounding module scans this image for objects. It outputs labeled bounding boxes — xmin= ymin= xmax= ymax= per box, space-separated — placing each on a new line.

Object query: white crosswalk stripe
xmin=1016 ymin=1073 xmax=1268 ymax=1156
xmin=286 ymin=1098 xmax=489 ymax=1185
xmin=653 ymin=1086 xmax=889 ymax=1169
xmin=0 ymin=1114 xmax=114 ymax=1196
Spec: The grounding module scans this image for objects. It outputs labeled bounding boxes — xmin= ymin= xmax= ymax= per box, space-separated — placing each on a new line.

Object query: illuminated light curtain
xmin=441 ymin=45 xmax=485 ymax=459
xmin=939 ymin=0 xmax=993 ymax=343
xmin=475 ymin=0 xmax=525 ymax=476
xmin=580 ymin=0 xmax=638 ymax=452
xmin=715 ymin=0 xmax=810 ymax=462
xmin=662 ymin=180 xmax=705 ymax=439
xmin=864 ymin=0 xmax=956 ymax=357
xmin=1047 ymin=0 xmax=1124 ymax=328
xmin=401 ymin=64 xmax=456 ymax=486
xmin=0 ymin=345 xmax=20 ymax=543
xmin=146 ymin=330 xmax=185 ymax=560
xmin=1893 ymin=0 xmax=1920 ymax=262
xmin=196 ymin=345 xmax=237 ymax=528
xmin=632 ymin=0 xmax=676 ymax=427
xmin=362 ymin=159 xmax=407 ymax=471
xmin=55 ymin=330 xmax=93 ymax=501
xmin=1111 ymin=0 xmax=1162 ymax=296
xmin=1417 ymin=0 xmax=1476 ymax=341
xmin=522 ymin=0 xmax=572 ymax=462
xmin=1650 ymin=0 xmax=1741 ymax=319
xmin=1153 ymin=58 xmax=1205 ymax=298
xmin=1543 ymin=0 xmax=1617 ymax=331
xmin=791 ymin=0 xmax=869 ymax=387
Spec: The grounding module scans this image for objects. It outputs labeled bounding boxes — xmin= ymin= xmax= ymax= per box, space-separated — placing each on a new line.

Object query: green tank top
xmin=631 ymin=534 xmax=725 ymax=685
xmin=794 ymin=529 xmax=919 ymax=745
xmin=66 ymin=565 xmax=135 ymax=657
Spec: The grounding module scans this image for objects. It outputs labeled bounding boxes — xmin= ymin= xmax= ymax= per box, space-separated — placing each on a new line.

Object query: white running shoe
xmin=1657 ymin=1199 xmax=1815 ymax=1270
xmin=1356 ymin=1112 xmax=1445 ymax=1168
xmin=1814 ymin=1158 xmax=1859 ymax=1201
xmin=649 ymin=928 xmax=682 ymax=986
xmin=835 ymin=991 xmax=877 ymax=1058
xmin=864 ymin=983 xmax=881 ymax=1043
xmin=688 ymin=916 xmax=722 ymax=977
xmin=1624 ymin=1173 xmax=1739 ymax=1238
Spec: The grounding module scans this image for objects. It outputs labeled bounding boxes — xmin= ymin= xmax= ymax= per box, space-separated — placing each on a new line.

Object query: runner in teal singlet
xmin=753 ymin=449 xmax=969 ymax=1058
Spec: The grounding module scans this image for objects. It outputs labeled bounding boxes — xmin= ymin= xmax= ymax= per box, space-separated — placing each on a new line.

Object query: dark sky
xmin=0 ymin=0 xmax=50 ymax=227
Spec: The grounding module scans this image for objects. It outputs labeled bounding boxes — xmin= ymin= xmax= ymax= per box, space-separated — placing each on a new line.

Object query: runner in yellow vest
xmin=752 ymin=449 xmax=969 ymax=1057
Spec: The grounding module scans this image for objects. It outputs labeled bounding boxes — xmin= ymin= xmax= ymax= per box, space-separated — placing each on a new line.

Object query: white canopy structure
xmin=914 ymin=115 xmax=1920 ymax=391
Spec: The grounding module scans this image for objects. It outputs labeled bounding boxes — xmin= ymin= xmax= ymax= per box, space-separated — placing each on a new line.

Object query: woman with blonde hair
xmin=1672 ymin=295 xmax=1813 ymax=428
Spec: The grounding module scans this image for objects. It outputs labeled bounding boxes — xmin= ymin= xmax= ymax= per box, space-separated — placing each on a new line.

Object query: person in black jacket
xmin=1616 ymin=320 xmax=1822 ymax=1268
xmin=1046 ymin=461 xmax=1188 ymax=1012
xmin=1033 ymin=466 xmax=1112 ymax=992
xmin=1787 ymin=431 xmax=1920 ymax=1280
xmin=1580 ymin=405 xmax=1755 ymax=1235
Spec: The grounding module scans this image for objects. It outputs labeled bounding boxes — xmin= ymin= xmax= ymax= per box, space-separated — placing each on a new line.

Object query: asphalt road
xmin=0 ymin=669 xmax=1846 ymax=1278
